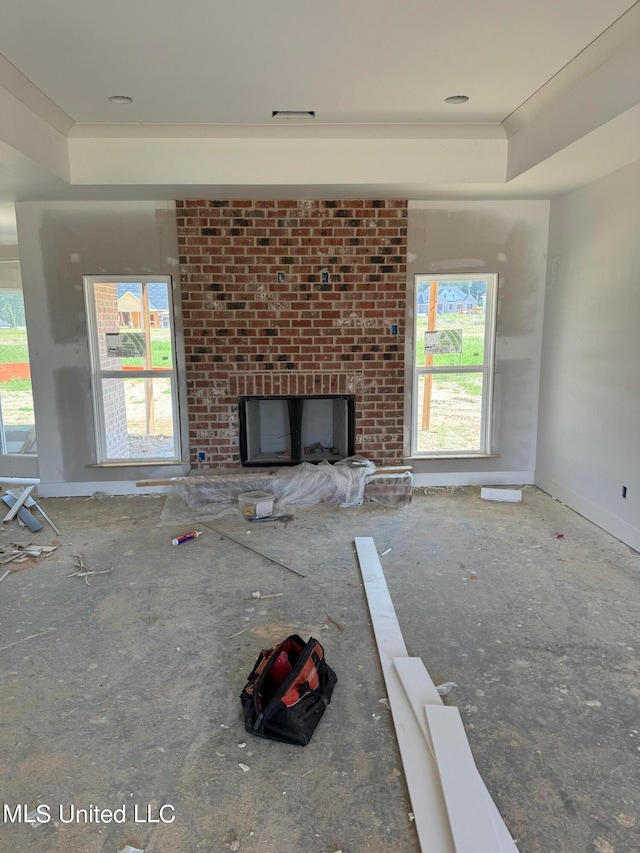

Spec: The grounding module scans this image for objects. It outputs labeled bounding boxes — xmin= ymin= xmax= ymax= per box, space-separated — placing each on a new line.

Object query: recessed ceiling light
xmin=272 ymin=110 xmax=316 ymax=120
xmin=445 ymin=95 xmax=469 ymax=105
xmin=109 ymin=95 xmax=133 ymax=104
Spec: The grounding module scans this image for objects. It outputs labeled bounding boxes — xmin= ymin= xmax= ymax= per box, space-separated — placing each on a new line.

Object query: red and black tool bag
xmin=240 ymin=635 xmax=337 ymax=746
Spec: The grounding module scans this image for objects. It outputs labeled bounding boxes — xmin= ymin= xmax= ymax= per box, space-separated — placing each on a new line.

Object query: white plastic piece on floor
xmin=118 ymin=846 xmax=145 ymax=853
xmin=480 ymin=487 xmax=522 ymax=502
xmin=25 ymin=808 xmax=47 ymax=828
xmin=435 ymin=681 xmax=457 ymax=696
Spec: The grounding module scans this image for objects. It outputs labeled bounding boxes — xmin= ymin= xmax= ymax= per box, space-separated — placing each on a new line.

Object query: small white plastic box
xmin=238 ymin=490 xmax=274 ymax=519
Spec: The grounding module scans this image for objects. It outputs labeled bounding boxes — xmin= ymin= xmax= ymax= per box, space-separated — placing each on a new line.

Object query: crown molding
xmin=68 ymin=122 xmax=507 ymax=140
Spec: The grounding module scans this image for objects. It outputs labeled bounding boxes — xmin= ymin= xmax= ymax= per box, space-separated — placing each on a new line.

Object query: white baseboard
xmin=36 ymin=480 xmax=172 ymax=498
xmin=40 ymin=470 xmax=535 ymax=498
xmin=412 ymin=470 xmax=534 ymax=488
xmin=535 ymin=471 xmax=640 ymax=553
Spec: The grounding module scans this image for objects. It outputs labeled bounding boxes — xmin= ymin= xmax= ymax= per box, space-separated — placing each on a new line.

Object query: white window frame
xmin=83 ymin=275 xmax=181 ymax=464
xmin=411 ymin=273 xmax=498 ymax=458
xmin=0 ymin=259 xmax=37 ymax=463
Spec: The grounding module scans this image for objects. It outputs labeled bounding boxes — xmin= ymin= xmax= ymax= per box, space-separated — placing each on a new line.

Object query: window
xmin=411 ymin=274 xmax=497 ymax=456
xmin=0 ymin=260 xmax=36 ymax=455
xmin=84 ymin=276 xmax=181 ymax=463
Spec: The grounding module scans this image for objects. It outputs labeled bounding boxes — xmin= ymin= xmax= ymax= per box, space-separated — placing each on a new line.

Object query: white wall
xmin=407 ymin=200 xmax=550 ymax=485
xmin=536 ymin=161 xmax=640 ymax=551
xmin=15 ymin=201 xmax=190 ymax=495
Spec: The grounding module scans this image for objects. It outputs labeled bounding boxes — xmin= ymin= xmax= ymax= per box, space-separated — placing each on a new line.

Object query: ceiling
xmin=1 ymin=0 xmax=640 ymax=242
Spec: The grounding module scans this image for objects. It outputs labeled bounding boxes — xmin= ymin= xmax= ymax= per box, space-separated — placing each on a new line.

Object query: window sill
xmin=407 ymin=453 xmax=501 ymax=461
xmin=86 ymin=460 xmax=189 ymax=468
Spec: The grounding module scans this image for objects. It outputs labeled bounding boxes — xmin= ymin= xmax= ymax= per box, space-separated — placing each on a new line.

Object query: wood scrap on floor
xmin=67 ymin=554 xmax=112 ymax=585
xmin=0 ymin=541 xmax=59 ymax=568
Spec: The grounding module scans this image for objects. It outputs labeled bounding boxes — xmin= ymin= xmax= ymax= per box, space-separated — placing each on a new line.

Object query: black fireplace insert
xmin=238 ymin=394 xmax=355 ymax=466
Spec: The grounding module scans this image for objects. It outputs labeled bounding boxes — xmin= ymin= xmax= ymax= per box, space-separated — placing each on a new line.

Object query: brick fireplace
xmin=176 ymin=199 xmax=407 ymax=468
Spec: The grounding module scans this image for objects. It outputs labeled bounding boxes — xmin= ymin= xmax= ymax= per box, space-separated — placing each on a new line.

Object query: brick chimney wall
xmin=176 ymin=199 xmax=407 ymax=468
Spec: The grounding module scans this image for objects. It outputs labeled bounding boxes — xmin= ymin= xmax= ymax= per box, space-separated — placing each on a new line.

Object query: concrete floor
xmin=0 ymin=486 xmax=638 ymax=853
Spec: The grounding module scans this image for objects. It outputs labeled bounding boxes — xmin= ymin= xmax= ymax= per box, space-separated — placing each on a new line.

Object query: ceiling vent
xmin=272 ymin=110 xmax=316 ymax=120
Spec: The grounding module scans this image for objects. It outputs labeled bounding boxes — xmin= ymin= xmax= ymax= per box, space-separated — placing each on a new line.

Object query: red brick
xmin=177 ymin=199 xmax=407 ymax=468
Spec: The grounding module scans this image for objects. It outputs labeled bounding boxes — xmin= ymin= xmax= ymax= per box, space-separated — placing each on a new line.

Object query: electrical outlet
xmin=198 ymin=452 xmax=206 ymax=461
xmin=391 ymin=324 xmax=398 ymax=335
xmin=277 ymin=272 xmax=285 ymax=283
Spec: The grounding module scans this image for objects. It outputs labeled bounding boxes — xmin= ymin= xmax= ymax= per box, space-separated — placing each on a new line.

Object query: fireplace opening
xmin=238 ymin=394 xmax=355 ymax=466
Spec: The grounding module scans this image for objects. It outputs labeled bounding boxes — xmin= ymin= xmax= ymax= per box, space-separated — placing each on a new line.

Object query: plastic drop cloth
xmin=160 ymin=456 xmax=377 ymax=524
xmin=273 ymin=458 xmax=376 ymax=508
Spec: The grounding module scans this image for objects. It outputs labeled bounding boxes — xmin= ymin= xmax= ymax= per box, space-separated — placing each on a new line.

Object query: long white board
xmin=354 ymin=537 xmax=455 ymax=852
xmin=393 ymin=657 xmax=519 ymax=853
xmin=425 ymin=705 xmax=501 ymax=853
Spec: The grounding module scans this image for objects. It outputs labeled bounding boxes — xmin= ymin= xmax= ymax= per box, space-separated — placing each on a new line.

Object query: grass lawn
xmin=121 ymin=331 xmax=173 ymax=368
xmin=0 ymin=327 xmax=30 ymax=363
xmin=0 ymin=327 xmax=174 ymax=432
xmin=416 ymin=312 xmax=486 ymax=396
xmin=415 ymin=311 xmax=485 ymax=364
xmin=0 ymin=329 xmax=34 ymax=425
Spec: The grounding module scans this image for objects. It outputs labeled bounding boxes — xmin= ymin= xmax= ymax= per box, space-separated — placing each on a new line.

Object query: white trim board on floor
xmin=480 ymin=487 xmax=522 ymax=502
xmin=425 ymin=704 xmax=502 ymax=853
xmin=354 ymin=537 xmax=455 ymax=852
xmin=393 ymin=658 xmax=519 ymax=853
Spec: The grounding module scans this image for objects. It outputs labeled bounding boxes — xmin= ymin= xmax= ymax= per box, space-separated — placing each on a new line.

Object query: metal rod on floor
xmin=32 ymin=502 xmax=61 ymax=536
xmin=200 ymin=522 xmax=306 ymax=577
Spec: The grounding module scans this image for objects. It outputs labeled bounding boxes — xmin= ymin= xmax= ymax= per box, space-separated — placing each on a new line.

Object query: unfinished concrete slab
xmin=0 ymin=486 xmax=638 ymax=852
